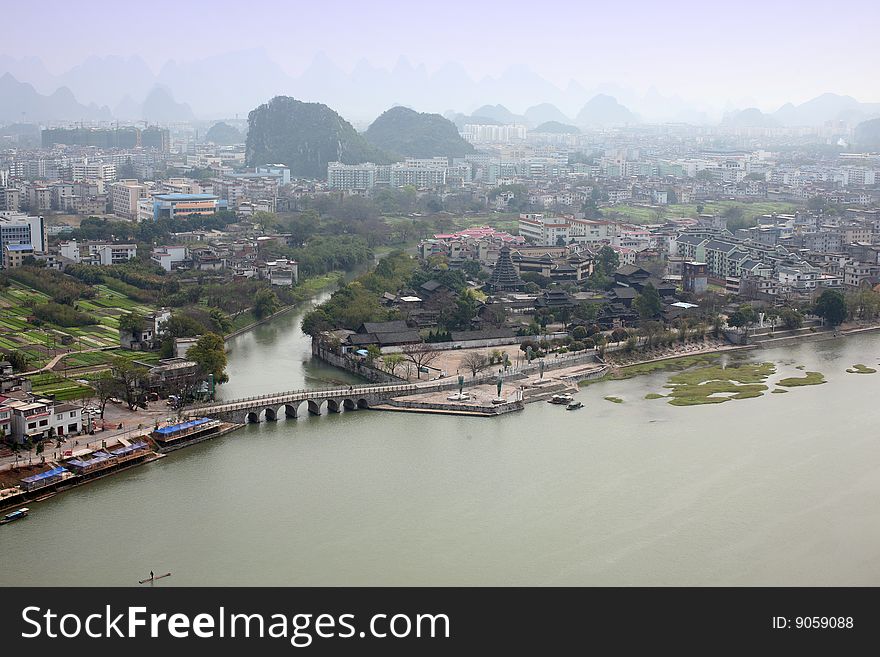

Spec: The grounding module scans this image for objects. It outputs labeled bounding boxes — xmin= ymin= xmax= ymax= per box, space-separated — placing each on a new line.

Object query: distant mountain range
xmin=0 ymin=73 xmax=194 ymax=123
xmin=1 ymin=52 xmax=879 ymax=128
xmin=724 ymin=94 xmax=880 ymax=129
xmin=0 ymin=73 xmax=111 ymax=123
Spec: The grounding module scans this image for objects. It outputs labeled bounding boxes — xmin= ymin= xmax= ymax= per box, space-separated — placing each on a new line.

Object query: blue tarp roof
xmin=6 ymin=244 xmax=34 ymax=251
xmin=21 ymin=466 xmax=67 ymax=483
xmin=154 ymin=418 xmax=212 ymax=435
xmin=109 ymin=440 xmax=148 ymax=456
xmin=68 ymin=452 xmax=112 ymax=468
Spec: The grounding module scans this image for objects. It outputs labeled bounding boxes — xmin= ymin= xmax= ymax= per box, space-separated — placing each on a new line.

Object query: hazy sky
xmin=4 ymin=0 xmax=879 ymax=109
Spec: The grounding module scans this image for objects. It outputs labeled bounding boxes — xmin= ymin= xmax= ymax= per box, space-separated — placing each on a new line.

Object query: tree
xmin=253 ymin=288 xmax=280 ymax=319
xmin=94 ymin=370 xmax=121 ymax=418
xmin=555 ymin=306 xmax=572 ymax=329
xmin=401 ymin=343 xmax=441 ymax=379
xmin=481 ymin=303 xmax=507 ymax=329
xmin=611 ymin=328 xmax=628 ymax=344
xmin=814 ymin=289 xmax=846 ymax=327
xmin=118 ymin=312 xmax=145 ymax=334
xmin=461 ymin=260 xmax=482 ymax=279
xmin=461 ymin=352 xmax=489 ymax=377
xmin=595 ymin=246 xmax=620 ymax=276
xmin=382 ymin=353 xmax=406 ymax=377
xmin=727 ymin=304 xmax=759 ymax=336
xmin=109 ymin=357 xmax=149 ymax=411
xmin=780 ymin=308 xmax=804 ymax=330
xmin=186 ymin=333 xmax=229 ymax=384
xmin=1 ymin=349 xmax=29 ymax=372
xmin=209 ymin=308 xmax=232 ymax=334
xmin=633 ymin=282 xmax=662 ymax=320
xmin=365 ymin=344 xmax=382 ymax=365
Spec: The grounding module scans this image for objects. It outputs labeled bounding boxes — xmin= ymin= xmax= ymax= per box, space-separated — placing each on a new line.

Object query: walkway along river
xmin=2 ymin=299 xmax=880 ymax=585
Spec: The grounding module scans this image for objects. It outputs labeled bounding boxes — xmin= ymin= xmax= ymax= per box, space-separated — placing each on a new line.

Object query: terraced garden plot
xmin=27 ymin=372 xmax=93 ymax=401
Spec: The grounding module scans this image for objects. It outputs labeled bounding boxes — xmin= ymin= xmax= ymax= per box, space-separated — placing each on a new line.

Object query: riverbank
xmin=223 ymin=272 xmax=345 ymax=341
xmin=0 ymin=421 xmax=242 ymax=512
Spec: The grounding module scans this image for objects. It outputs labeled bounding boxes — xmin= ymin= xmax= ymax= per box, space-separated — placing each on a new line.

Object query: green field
xmin=601 ymin=201 xmax=801 ymax=225
xmin=27 ymin=372 xmax=94 ymax=401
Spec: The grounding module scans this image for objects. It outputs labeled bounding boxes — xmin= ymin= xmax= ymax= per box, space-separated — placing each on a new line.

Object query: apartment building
xmin=111 ymin=179 xmax=149 ymax=219
xmin=58 ymin=240 xmax=137 ymax=265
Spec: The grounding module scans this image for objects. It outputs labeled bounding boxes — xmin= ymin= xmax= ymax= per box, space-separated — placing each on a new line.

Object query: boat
xmin=548 ymin=393 xmax=574 ymax=404
xmin=566 ymin=401 xmax=584 ymax=410
xmin=1 ymin=508 xmax=30 ymax=525
xmin=139 ymin=572 xmax=172 ymax=584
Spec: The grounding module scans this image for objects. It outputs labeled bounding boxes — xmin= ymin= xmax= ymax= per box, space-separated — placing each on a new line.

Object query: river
xmin=2 ymin=299 xmax=880 ymax=586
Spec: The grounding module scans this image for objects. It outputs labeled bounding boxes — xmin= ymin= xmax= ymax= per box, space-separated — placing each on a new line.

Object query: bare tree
xmin=461 ymin=352 xmax=489 ymax=377
xmin=401 ymin=343 xmax=441 ymax=379
xmin=383 ymin=353 xmax=406 ymax=377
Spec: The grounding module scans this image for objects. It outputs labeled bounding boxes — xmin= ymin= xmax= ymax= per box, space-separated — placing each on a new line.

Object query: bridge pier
xmin=182 ymin=382 xmax=452 ymax=425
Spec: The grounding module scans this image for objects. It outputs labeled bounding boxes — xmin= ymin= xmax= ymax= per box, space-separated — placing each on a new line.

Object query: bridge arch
xmin=264 ymin=406 xmax=281 ymax=421
xmin=245 ymin=410 xmax=261 ymax=424
xmin=357 ymin=398 xmax=370 ymax=409
xmin=307 ymin=399 xmax=324 ymax=416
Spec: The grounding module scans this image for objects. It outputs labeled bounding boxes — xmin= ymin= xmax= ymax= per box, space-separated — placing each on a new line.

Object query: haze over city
xmin=2 ymin=0 xmax=879 ymax=122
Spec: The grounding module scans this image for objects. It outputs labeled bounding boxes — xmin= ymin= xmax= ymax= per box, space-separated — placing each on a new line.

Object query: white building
xmin=59 ymin=240 xmax=137 ymax=265
xmin=265 ymin=258 xmax=298 ymax=286
xmin=110 ymin=179 xmax=149 ymax=220
xmin=151 ymin=245 xmax=189 ymax=271
xmin=327 ymin=162 xmax=379 ymax=191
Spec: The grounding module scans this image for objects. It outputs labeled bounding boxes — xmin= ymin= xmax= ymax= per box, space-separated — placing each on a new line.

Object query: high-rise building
xmin=327 ymin=162 xmax=379 ymax=191
xmin=141 ymin=127 xmax=171 ymax=152
xmin=110 ymin=179 xmax=149 ymax=219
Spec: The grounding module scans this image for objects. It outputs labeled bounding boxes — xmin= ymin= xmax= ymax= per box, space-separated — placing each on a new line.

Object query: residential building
xmin=0 ymin=212 xmax=45 ymax=264
xmin=3 ymin=243 xmax=34 ymax=268
xmin=151 ymin=245 xmax=189 ymax=271
xmin=58 ymin=240 xmax=137 ymax=265
xmin=327 ymin=162 xmax=378 ymax=191
xmin=111 ymin=179 xmax=148 ymax=219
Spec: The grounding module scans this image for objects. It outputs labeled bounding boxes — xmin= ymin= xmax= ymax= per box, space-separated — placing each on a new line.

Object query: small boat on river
xmin=566 ymin=401 xmax=584 ymax=410
xmin=548 ymin=393 xmax=574 ymax=404
xmin=1 ymin=508 xmax=30 ymax=525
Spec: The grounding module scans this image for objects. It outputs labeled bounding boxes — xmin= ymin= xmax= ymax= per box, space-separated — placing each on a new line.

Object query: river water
xmin=2 ymin=296 xmax=880 ymax=586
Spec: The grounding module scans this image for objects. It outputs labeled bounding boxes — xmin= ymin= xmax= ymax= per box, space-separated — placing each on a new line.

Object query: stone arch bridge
xmin=180 ymin=381 xmax=451 ymax=425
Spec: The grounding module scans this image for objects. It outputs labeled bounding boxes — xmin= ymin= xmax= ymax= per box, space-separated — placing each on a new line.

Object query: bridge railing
xmin=182 ymin=381 xmax=421 ymax=413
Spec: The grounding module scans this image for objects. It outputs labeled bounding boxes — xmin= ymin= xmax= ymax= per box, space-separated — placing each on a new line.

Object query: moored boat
xmin=566 ymin=401 xmax=584 ymax=410
xmin=548 ymin=393 xmax=574 ymax=404
xmin=1 ymin=507 xmax=30 ymax=525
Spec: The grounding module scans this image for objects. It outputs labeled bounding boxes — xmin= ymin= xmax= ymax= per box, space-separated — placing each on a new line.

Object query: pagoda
xmin=485 ymin=245 xmax=525 ymax=293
